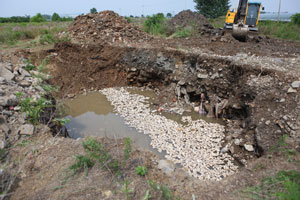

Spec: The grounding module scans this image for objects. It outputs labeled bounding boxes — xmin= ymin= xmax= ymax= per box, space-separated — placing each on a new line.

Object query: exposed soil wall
xmin=41 ymin=42 xmax=300 ymax=164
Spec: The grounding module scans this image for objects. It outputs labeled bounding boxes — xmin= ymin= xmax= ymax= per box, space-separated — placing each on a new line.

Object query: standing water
xmin=64 ymin=92 xmax=166 ymax=158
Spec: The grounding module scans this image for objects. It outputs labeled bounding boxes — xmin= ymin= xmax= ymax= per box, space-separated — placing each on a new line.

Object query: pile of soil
xmin=68 ymin=10 xmax=152 ymax=45
xmin=169 ymin=10 xmax=213 ymax=33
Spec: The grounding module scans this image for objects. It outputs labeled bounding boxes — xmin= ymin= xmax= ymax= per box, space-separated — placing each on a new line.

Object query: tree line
xmin=0 ymin=13 xmax=73 ymax=23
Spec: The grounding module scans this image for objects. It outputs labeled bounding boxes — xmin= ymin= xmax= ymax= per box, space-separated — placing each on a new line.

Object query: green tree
xmin=291 ymin=13 xmax=300 ymax=26
xmin=193 ymin=0 xmax=230 ymax=19
xmin=166 ymin=13 xmax=172 ymax=18
xmin=90 ymin=8 xmax=97 ymax=14
xmin=51 ymin=12 xmax=61 ymax=21
xmin=30 ymin=13 xmax=46 ymax=22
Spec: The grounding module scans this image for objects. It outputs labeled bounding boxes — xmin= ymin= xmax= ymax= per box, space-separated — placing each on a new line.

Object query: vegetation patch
xmin=16 ymin=92 xmax=53 ymax=125
xmin=69 ymin=137 xmax=133 ymax=176
xmin=144 ymin=13 xmax=169 ymax=36
xmin=240 ymin=170 xmax=300 ymax=200
xmin=136 ymin=165 xmax=148 ymax=176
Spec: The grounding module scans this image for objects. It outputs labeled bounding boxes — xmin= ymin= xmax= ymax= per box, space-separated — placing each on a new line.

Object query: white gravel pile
xmin=100 ymin=87 xmax=238 ymax=181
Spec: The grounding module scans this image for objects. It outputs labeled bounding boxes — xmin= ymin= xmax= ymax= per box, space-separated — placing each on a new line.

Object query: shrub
xmin=144 ymin=13 xmax=167 ymax=36
xmin=30 ymin=13 xmax=46 ymax=23
xmin=38 ymin=33 xmax=55 ymax=44
xmin=291 ymin=13 xmax=300 ymax=26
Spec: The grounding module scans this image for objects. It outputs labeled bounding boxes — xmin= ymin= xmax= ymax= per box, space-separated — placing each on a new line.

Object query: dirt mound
xmin=68 ymin=10 xmax=152 ymax=45
xmin=170 ymin=10 xmax=213 ymax=32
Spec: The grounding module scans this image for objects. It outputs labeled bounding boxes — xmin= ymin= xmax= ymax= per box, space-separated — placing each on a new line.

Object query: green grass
xmin=123 ymin=137 xmax=132 ymax=162
xmin=136 ymin=166 xmax=148 ymax=176
xmin=240 ymin=170 xmax=300 ymax=200
xmin=122 ymin=179 xmax=134 ymax=200
xmin=70 ymin=137 xmax=123 ymax=176
xmin=0 ymin=21 xmax=70 ymax=45
xmin=209 ymin=16 xmax=226 ymax=29
xmin=69 ymin=155 xmax=95 ymax=176
xmin=171 ymin=28 xmax=192 ymax=38
xmin=148 ymin=180 xmax=175 ymax=200
xmin=258 ymin=20 xmax=300 ymax=41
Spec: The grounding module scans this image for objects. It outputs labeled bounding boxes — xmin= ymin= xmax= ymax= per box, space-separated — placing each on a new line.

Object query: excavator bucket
xmin=232 ymin=23 xmax=249 ymax=42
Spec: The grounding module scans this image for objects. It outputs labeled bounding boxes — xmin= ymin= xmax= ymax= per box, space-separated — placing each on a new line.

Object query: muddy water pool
xmin=64 ymin=88 xmax=224 ymax=159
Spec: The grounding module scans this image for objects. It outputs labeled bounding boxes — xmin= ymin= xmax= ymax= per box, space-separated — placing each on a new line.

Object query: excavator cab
xmin=225 ymin=0 xmax=263 ymax=41
xmin=245 ymin=2 xmax=263 ymax=31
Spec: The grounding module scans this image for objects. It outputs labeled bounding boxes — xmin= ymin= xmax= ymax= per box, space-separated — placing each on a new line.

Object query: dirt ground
xmin=1 ymin=10 xmax=300 ymax=200
xmin=7 ymin=129 xmax=300 ymax=200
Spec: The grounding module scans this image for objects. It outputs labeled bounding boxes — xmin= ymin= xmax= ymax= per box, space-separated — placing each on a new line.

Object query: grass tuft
xmin=240 ymin=170 xmax=300 ymax=200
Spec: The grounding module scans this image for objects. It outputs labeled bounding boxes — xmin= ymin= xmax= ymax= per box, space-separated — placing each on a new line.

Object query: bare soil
xmin=8 ymin=130 xmax=300 ymax=200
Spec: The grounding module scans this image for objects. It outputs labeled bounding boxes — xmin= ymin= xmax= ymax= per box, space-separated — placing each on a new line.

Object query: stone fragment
xmin=287 ymin=87 xmax=297 ymax=93
xmin=178 ymin=80 xmax=185 ymax=85
xmin=279 ymin=98 xmax=285 ymax=103
xmin=158 ymin=160 xmax=175 ymax=176
xmin=19 ymin=68 xmax=31 ymax=77
xmin=0 ymin=95 xmax=18 ymax=106
xmin=291 ymin=81 xmax=300 ymax=88
xmin=0 ymin=120 xmax=10 ymax=135
xmin=102 ymin=190 xmax=113 ymax=198
xmin=197 ymin=73 xmax=208 ymax=79
xmin=0 ymin=77 xmax=5 ymax=84
xmin=18 ymin=124 xmax=35 ymax=136
xmin=221 ymin=145 xmax=228 ymax=153
xmin=211 ymin=72 xmax=219 ymax=79
xmin=18 ymin=80 xmax=31 ymax=87
xmin=0 ymin=66 xmax=15 ymax=81
xmin=234 ymin=139 xmax=242 ymax=146
xmin=0 ymin=140 xmax=6 ymax=149
xmin=35 ymin=86 xmax=45 ymax=93
xmin=129 ymin=67 xmax=137 ymax=72
xmin=244 ymin=144 xmax=254 ymax=152
xmin=0 ymin=89 xmax=5 ymax=96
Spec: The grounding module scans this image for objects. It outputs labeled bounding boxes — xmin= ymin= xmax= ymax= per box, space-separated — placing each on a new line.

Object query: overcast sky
xmin=0 ymin=0 xmax=299 ymax=17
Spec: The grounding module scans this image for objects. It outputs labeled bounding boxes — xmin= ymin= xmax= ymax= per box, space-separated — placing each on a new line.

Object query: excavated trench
xmin=35 ymin=41 xmax=297 ymax=175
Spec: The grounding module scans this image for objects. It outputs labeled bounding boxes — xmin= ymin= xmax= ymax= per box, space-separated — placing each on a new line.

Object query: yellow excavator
xmin=225 ymin=0 xmax=264 ymax=41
